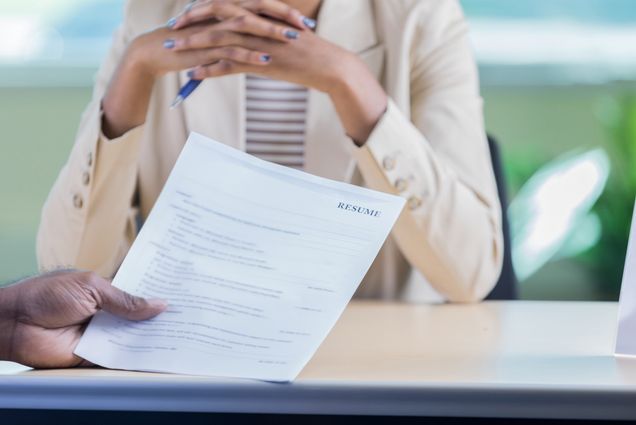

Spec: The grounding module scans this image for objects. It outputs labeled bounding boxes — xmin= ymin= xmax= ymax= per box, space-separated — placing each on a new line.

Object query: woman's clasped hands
xmin=106 ymin=0 xmax=386 ymax=143
xmin=128 ymin=0 xmax=355 ymax=93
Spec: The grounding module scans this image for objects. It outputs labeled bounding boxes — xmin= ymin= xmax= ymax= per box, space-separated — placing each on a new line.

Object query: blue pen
xmin=170 ymin=78 xmax=202 ymax=109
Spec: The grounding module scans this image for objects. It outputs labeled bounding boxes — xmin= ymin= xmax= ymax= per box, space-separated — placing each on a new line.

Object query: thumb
xmin=95 ymin=283 xmax=167 ymax=321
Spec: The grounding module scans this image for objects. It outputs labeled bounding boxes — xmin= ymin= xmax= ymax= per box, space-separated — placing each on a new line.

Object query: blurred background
xmin=0 ymin=0 xmax=635 ymax=300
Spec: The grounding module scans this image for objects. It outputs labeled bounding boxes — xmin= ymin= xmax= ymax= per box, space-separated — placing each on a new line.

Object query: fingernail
xmin=166 ymin=17 xmax=177 ymax=28
xmin=302 ymin=17 xmax=316 ymax=29
xmin=260 ymin=54 xmax=271 ymax=63
xmin=163 ymin=39 xmax=176 ymax=49
xmin=187 ymin=70 xmax=196 ymax=78
xmin=285 ymin=30 xmax=299 ymax=40
xmin=184 ymin=1 xmax=195 ymax=12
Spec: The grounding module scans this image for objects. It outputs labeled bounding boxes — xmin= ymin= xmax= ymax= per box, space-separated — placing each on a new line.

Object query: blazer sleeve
xmin=353 ymin=0 xmax=504 ymax=302
xmin=37 ymin=4 xmax=146 ymax=277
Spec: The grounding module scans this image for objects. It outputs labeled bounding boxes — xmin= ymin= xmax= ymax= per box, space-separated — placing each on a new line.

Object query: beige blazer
xmin=37 ymin=0 xmax=503 ymax=303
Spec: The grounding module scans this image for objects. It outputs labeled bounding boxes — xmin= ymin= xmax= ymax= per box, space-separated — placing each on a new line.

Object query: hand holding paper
xmin=76 ymin=132 xmax=405 ymax=381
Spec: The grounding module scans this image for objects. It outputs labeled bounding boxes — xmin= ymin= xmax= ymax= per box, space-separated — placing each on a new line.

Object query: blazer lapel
xmin=305 ymin=0 xmax=385 ymax=182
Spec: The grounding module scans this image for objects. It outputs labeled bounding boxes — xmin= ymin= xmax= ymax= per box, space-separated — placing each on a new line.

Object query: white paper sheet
xmin=616 ymin=200 xmax=636 ymax=356
xmin=75 ymin=132 xmax=405 ymax=381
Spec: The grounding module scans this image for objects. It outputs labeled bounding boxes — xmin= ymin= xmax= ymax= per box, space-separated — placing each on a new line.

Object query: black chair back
xmin=486 ymin=135 xmax=518 ymax=300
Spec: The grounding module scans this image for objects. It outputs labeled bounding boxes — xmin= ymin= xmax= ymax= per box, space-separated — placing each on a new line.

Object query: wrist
xmin=125 ymin=36 xmax=161 ymax=80
xmin=324 ymin=51 xmax=358 ymax=97
xmin=0 ymin=286 xmax=18 ymax=362
xmin=327 ymin=55 xmax=388 ymax=145
xmin=102 ymin=37 xmax=157 ymax=139
xmin=126 ymin=34 xmax=161 ymax=80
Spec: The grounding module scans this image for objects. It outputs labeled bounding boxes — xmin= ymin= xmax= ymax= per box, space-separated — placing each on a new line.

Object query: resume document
xmin=76 ymin=132 xmax=405 ymax=381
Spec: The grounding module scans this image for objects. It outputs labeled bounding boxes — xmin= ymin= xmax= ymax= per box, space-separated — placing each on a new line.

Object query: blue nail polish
xmin=285 ymin=30 xmax=299 ymax=40
xmin=163 ymin=39 xmax=176 ymax=49
xmin=260 ymin=54 xmax=271 ymax=63
xmin=167 ymin=17 xmax=177 ymax=28
xmin=302 ymin=17 xmax=316 ymax=29
xmin=187 ymin=70 xmax=195 ymax=78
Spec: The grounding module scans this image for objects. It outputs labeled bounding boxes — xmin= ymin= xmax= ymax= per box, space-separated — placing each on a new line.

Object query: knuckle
xmin=84 ymin=271 xmax=103 ymax=288
xmin=84 ymin=284 xmax=101 ymax=304
xmin=123 ymin=293 xmax=144 ymax=312
xmin=207 ymin=30 xmax=224 ymax=45
xmin=78 ymin=273 xmax=103 ymax=303
xmin=219 ymin=60 xmax=234 ymax=72
xmin=181 ymin=36 xmax=192 ymax=49
xmin=221 ymin=46 xmax=239 ymax=59
xmin=233 ymin=15 xmax=249 ymax=28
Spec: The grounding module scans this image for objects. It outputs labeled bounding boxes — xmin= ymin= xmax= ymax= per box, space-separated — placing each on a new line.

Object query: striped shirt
xmin=245 ymin=75 xmax=308 ymax=170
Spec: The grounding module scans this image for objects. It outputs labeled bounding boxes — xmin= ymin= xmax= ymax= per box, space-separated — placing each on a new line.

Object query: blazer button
xmin=73 ymin=194 xmax=84 ymax=209
xmin=407 ymin=196 xmax=422 ymax=210
xmin=394 ymin=178 xmax=408 ymax=192
xmin=82 ymin=171 xmax=91 ymax=186
xmin=87 ymin=152 xmax=93 ymax=167
xmin=382 ymin=156 xmax=396 ymax=171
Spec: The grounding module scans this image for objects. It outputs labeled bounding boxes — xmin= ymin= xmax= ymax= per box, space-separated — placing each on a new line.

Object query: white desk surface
xmin=1 ymin=300 xmax=635 ymax=420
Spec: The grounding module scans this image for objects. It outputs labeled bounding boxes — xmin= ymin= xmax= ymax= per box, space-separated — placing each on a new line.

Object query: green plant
xmin=582 ymin=92 xmax=636 ymax=299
